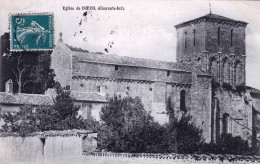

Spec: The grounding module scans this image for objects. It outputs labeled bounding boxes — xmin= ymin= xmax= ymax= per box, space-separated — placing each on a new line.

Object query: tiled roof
xmin=246 ymin=86 xmax=260 ymax=94
xmin=0 ymin=92 xmax=53 ymax=105
xmin=0 ymin=129 xmax=94 ymax=137
xmin=175 ymin=13 xmax=248 ymax=28
xmin=70 ymin=45 xmax=208 ymax=76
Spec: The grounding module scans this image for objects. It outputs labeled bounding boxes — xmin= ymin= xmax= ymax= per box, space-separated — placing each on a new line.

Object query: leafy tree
xmin=98 ymin=95 xmax=205 ymax=154
xmin=200 ymin=134 xmax=252 ymax=155
xmin=0 ymin=82 xmax=97 ymax=136
xmin=174 ymin=114 xmax=204 ymax=153
xmin=0 ymin=32 xmax=55 ymax=93
xmin=1 ymin=106 xmax=37 ymax=136
xmin=24 ymin=52 xmax=55 ymax=94
xmin=164 ymin=97 xmax=205 ymax=154
xmin=162 ymin=113 xmax=204 ymax=154
xmin=98 ymin=95 xmax=166 ymax=153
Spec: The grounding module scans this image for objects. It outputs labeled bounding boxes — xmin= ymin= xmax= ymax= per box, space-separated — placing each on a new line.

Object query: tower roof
xmin=175 ymin=13 xmax=248 ymax=29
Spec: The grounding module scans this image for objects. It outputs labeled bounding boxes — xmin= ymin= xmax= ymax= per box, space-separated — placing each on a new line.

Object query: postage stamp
xmin=10 ymin=13 xmax=54 ymax=51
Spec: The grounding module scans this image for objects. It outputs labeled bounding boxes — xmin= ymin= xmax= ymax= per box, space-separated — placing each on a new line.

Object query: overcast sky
xmin=1 ymin=0 xmax=260 ymax=89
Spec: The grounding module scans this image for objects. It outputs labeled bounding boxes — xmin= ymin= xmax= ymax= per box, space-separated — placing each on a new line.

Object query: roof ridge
xmin=175 ymin=13 xmax=247 ymax=28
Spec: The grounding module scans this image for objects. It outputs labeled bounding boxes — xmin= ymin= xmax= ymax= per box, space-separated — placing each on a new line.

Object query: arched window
xmin=180 ymin=90 xmax=186 ymax=112
xmin=234 ymin=60 xmax=243 ymax=86
xmin=193 ymin=29 xmax=196 ymax=46
xmin=185 ymin=31 xmax=187 ymax=48
xmin=213 ymin=98 xmax=221 ymax=142
xmin=218 ymin=27 xmax=221 ymax=45
xmin=231 ymin=29 xmax=233 ymax=47
xmin=209 ymin=57 xmax=218 ymax=78
xmin=197 ymin=57 xmax=201 ymax=65
xmin=222 ymin=113 xmax=230 ymax=134
xmin=222 ymin=58 xmax=230 ymax=84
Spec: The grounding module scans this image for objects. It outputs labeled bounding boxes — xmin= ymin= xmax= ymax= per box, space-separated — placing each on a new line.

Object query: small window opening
xmin=185 ymin=31 xmax=187 ymax=48
xmin=222 ymin=113 xmax=230 ymax=134
xmin=115 ymin=65 xmax=118 ymax=70
xmin=193 ymin=29 xmax=196 ymax=46
xmin=97 ymin=86 xmax=101 ymax=92
xmin=231 ymin=29 xmax=233 ymax=47
xmin=167 ymin=70 xmax=170 ymax=76
xmin=197 ymin=57 xmax=201 ymax=64
xmin=218 ymin=27 xmax=221 ymax=45
xmin=180 ymin=90 xmax=186 ymax=112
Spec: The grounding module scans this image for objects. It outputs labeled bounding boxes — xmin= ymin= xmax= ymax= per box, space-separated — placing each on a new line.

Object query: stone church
xmin=50 ymin=13 xmax=260 ymax=144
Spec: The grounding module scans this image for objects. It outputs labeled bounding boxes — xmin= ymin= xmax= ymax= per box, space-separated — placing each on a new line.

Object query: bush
xmin=98 ymin=95 xmax=205 ymax=154
xmin=98 ymin=95 xmax=166 ymax=153
xmin=164 ymin=113 xmax=204 ymax=154
xmin=200 ymin=134 xmax=252 ymax=155
xmin=0 ymin=82 xmax=97 ymax=136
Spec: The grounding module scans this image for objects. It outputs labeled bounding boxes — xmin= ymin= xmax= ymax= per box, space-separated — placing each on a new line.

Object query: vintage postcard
xmin=0 ymin=0 xmax=260 ymax=164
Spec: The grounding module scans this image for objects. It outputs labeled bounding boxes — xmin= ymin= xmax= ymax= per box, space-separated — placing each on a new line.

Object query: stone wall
xmin=205 ymin=22 xmax=246 ymax=55
xmin=72 ymin=77 xmax=193 ymax=124
xmin=51 ymin=41 xmax=72 ymax=87
xmin=176 ymin=21 xmax=206 ymax=62
xmin=190 ymin=75 xmax=212 ymax=142
xmin=213 ymin=88 xmax=252 ymax=142
xmin=0 ymin=131 xmax=97 ymax=164
xmin=72 ymin=60 xmax=192 ymax=84
xmin=175 ymin=19 xmax=246 ymax=87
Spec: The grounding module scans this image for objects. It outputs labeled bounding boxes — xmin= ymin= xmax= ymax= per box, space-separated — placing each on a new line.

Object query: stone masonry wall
xmin=213 ymin=88 xmax=252 ymax=142
xmin=176 ymin=22 xmax=206 ymax=62
xmin=72 ymin=77 xmax=192 ymax=124
xmin=205 ymin=22 xmax=246 ymax=55
xmin=51 ymin=41 xmax=72 ymax=87
xmin=190 ymin=74 xmax=212 ymax=143
xmin=72 ymin=60 xmax=192 ymax=84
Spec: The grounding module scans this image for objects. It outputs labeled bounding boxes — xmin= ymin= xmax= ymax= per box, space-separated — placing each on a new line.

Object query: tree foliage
xmin=166 ymin=114 xmax=204 ymax=154
xmin=98 ymin=95 xmax=165 ymax=153
xmin=200 ymin=134 xmax=252 ymax=155
xmin=0 ymin=83 xmax=97 ymax=136
xmin=0 ymin=32 xmax=55 ymax=94
xmin=98 ymin=95 xmax=204 ymax=154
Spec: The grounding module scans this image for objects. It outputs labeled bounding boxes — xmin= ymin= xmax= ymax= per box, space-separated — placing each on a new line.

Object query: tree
xmin=0 ymin=82 xmax=97 ymax=136
xmin=0 ymin=32 xmax=55 ymax=93
xmin=98 ymin=95 xmax=166 ymax=153
xmin=1 ymin=106 xmax=38 ymax=136
xmin=174 ymin=114 xmax=204 ymax=153
xmin=164 ymin=97 xmax=205 ymax=154
xmin=25 ymin=52 xmax=55 ymax=94
xmin=200 ymin=133 xmax=252 ymax=155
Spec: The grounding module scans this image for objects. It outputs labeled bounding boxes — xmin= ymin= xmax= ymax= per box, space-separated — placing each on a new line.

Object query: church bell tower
xmin=174 ymin=13 xmax=247 ymax=86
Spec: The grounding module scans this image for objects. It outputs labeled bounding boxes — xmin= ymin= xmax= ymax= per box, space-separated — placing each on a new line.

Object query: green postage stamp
xmin=10 ymin=13 xmax=54 ymax=51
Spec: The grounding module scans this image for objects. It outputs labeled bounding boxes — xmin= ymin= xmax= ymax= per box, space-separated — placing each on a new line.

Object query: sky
xmin=1 ymin=0 xmax=260 ymax=89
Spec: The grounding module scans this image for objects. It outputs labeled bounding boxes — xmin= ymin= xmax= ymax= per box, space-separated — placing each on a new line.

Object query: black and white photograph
xmin=0 ymin=0 xmax=260 ymax=163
